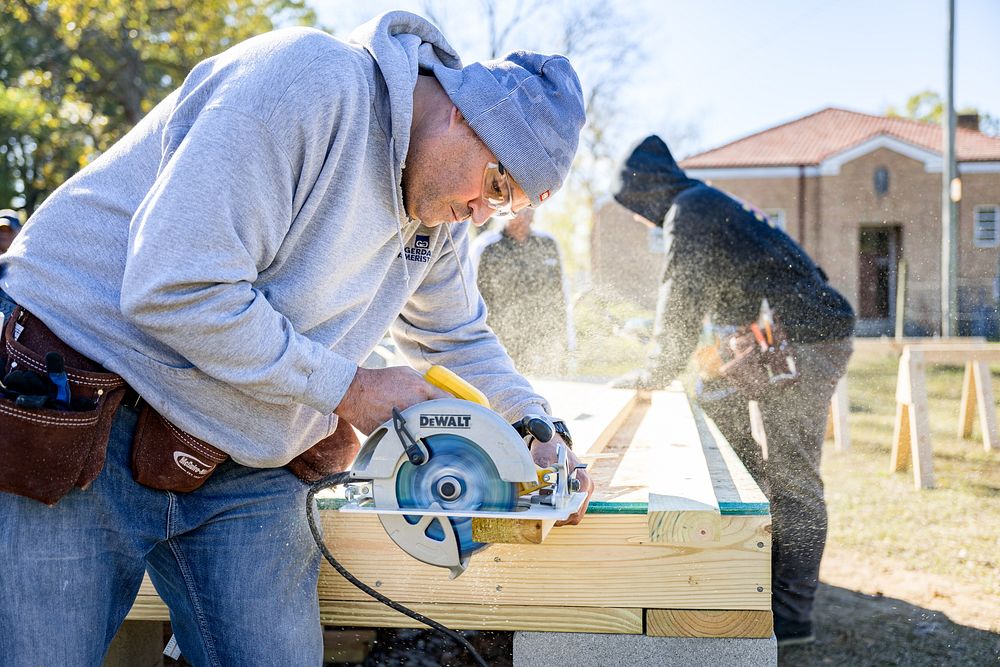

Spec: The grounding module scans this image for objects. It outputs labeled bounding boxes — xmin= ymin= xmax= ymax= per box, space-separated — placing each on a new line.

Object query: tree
xmin=0 ymin=0 xmax=316 ymax=214
xmin=887 ymin=90 xmax=999 ymax=136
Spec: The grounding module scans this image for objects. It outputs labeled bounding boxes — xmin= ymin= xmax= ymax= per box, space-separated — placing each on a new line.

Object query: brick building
xmin=593 ymin=108 xmax=1000 ymax=336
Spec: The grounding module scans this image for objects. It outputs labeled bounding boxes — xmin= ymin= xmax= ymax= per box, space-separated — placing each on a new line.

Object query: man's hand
xmin=335 ymin=366 xmax=450 ymax=434
xmin=528 ymin=434 xmax=593 ymax=526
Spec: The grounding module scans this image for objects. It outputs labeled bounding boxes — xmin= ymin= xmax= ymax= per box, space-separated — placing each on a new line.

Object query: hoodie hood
xmin=349 ymin=11 xmax=463 ymax=169
xmin=349 ymin=11 xmax=467 ymax=290
xmin=613 ymin=135 xmax=698 ymax=227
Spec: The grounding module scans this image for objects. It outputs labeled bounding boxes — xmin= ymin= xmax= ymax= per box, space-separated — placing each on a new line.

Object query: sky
xmin=312 ymin=0 xmax=1000 ymax=159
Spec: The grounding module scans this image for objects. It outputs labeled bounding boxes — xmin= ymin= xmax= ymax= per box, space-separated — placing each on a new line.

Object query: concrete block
xmin=513 ymin=631 xmax=776 ymax=667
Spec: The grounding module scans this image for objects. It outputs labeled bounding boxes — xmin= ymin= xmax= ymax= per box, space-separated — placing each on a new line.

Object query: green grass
xmin=570 ymin=291 xmax=651 ymax=378
xmin=823 ymin=349 xmax=1000 ymax=598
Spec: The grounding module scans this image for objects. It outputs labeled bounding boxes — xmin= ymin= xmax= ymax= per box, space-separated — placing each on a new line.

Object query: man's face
xmin=505 ymin=208 xmax=533 ymax=243
xmin=402 ymin=111 xmax=530 ymax=228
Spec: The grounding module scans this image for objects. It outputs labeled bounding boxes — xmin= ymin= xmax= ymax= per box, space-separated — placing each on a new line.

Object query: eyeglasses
xmin=482 ymin=162 xmax=517 ymax=219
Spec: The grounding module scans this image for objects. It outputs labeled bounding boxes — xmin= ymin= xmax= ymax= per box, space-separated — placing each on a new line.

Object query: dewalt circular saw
xmin=339 ymin=366 xmax=586 ymax=578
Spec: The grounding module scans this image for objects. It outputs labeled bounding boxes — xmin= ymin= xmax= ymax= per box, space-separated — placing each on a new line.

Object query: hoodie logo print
xmin=402 ymin=234 xmax=433 ymax=263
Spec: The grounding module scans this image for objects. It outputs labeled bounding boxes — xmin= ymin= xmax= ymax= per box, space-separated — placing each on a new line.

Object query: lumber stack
xmin=125 ymin=381 xmax=772 ymax=640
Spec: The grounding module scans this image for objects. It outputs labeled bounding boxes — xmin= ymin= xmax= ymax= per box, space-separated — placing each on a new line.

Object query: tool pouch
xmin=0 ymin=307 xmax=127 ymax=505
xmin=130 ymin=404 xmax=229 ymax=492
xmin=286 ymin=417 xmax=361 ymax=483
xmin=718 ymin=318 xmax=799 ymax=401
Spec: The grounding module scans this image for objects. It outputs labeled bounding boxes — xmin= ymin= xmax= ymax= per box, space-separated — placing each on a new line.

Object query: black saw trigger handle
xmin=514 ymin=415 xmax=553 ymax=443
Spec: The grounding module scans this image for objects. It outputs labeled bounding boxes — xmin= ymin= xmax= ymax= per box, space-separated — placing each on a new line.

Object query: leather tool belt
xmin=1 ymin=306 xmax=127 ymax=505
xmin=716 ymin=317 xmax=799 ymax=401
xmin=0 ymin=305 xmax=359 ymax=505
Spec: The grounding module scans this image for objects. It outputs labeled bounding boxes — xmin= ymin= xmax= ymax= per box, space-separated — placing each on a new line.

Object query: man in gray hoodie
xmin=0 ymin=12 xmax=589 ymax=665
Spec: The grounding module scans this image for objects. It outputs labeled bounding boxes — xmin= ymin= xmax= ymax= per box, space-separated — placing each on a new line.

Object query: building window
xmin=874 ymin=167 xmax=890 ymax=196
xmin=763 ymin=209 xmax=786 ymax=231
xmin=974 ymin=206 xmax=1000 ymax=249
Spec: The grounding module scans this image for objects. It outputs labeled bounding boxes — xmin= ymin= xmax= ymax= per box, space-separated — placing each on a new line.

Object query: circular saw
xmin=339 ymin=368 xmax=586 ymax=578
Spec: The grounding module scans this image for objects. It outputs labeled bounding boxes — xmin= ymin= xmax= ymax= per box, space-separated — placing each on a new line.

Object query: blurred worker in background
xmin=614 ymin=135 xmax=855 ymax=647
xmin=471 ymin=207 xmax=573 ymax=376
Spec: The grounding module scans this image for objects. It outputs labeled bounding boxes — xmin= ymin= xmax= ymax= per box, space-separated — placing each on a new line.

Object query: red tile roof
xmin=679 ymin=107 xmax=1000 ymax=168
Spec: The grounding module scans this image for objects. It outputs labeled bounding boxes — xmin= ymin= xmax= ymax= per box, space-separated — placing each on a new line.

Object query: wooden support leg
xmin=891 ymin=353 xmax=912 ymax=472
xmin=906 ymin=353 xmax=935 ymax=489
xmin=890 ymin=402 xmax=911 ymax=472
xmin=831 ymin=377 xmax=850 ymax=452
xmin=891 ymin=350 xmax=935 ymax=488
xmin=973 ymin=361 xmax=998 ymax=451
xmin=958 ymin=361 xmax=976 ymax=439
xmin=749 ymin=401 xmax=767 ymax=458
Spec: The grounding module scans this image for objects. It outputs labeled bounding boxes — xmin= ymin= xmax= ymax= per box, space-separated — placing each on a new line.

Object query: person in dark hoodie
xmin=614 ymin=135 xmax=855 ymax=647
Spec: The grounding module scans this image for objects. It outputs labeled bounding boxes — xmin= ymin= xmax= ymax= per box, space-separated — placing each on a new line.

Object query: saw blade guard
xmin=349 ymin=399 xmax=537 ymax=577
xmin=349 ymin=399 xmax=537 ymax=484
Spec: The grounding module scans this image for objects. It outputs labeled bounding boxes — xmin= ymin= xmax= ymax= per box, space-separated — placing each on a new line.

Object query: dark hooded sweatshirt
xmin=614 ymin=135 xmax=855 ymax=384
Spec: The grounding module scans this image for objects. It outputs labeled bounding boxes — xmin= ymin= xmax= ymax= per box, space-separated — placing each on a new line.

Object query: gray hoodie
xmin=0 ymin=12 xmax=549 ymax=467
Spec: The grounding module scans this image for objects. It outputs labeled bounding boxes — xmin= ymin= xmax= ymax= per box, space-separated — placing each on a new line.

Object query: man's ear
xmin=450 ymin=106 xmax=464 ymax=128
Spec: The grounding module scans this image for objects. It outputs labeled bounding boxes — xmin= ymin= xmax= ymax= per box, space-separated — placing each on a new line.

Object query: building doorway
xmin=857 ymin=226 xmax=901 ymax=336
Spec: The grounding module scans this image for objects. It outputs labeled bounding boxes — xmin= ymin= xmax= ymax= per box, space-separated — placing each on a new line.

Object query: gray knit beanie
xmin=433 ymin=51 xmax=585 ymax=206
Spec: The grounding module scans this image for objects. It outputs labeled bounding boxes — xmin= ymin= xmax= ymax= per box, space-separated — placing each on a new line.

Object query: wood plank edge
xmin=319 ymin=600 xmax=643 ymax=634
xmin=645 ymin=609 xmax=773 ymax=638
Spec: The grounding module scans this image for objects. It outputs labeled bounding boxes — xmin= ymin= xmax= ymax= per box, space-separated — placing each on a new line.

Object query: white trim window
xmin=973 ymin=206 xmax=1000 ymax=249
xmin=763 ymin=209 xmax=786 ymax=232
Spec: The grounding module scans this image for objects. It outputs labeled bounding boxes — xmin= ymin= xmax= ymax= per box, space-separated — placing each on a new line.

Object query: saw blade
xmin=394 ymin=433 xmax=519 ymax=558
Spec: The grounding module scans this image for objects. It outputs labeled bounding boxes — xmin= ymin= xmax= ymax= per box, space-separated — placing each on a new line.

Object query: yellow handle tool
xmin=424 ymin=365 xmax=490 ymax=408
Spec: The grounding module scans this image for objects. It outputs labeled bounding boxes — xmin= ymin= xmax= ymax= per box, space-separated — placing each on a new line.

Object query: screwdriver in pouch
xmin=46 ymin=352 xmax=71 ymax=409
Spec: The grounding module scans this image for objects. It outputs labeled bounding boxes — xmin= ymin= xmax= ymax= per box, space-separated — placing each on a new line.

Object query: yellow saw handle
xmin=424 ymin=365 xmax=490 ymax=408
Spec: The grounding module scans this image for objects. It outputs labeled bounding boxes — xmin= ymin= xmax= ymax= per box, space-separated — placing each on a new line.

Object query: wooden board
xmin=646 ymin=609 xmax=773 ymax=638
xmin=472 ymin=379 xmax=640 ymax=544
xmin=472 ymin=516 xmax=553 ymax=544
xmin=124 ymin=380 xmax=772 ymax=637
xmin=616 ymin=389 xmax=721 ymax=543
xmin=698 ymin=410 xmax=768 ymax=515
xmin=956 ymin=360 xmax=999 ymax=451
xmin=126 ymin=577 xmax=643 ymax=634
xmin=852 ymin=336 xmax=985 ymax=355
xmin=323 ymin=629 xmax=375 ymax=664
xmin=901 ymin=343 xmax=1000 ymax=364
xmin=528 ymin=379 xmax=640 ymax=457
xmin=891 ymin=349 xmax=936 ymax=489
xmin=829 ymin=377 xmax=851 ymax=451
xmin=316 ymin=513 xmax=771 ymax=611
xmin=319 ymin=600 xmax=642 ymax=634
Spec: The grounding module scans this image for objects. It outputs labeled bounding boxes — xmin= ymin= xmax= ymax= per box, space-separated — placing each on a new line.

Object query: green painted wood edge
xmin=317 ymin=497 xmax=769 ymax=516
xmin=588 ymin=500 xmax=769 ymax=516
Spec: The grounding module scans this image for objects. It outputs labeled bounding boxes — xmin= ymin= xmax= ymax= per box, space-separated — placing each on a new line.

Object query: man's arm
xmin=647 ymin=276 xmax=703 ymax=387
xmin=390 ymin=223 xmax=550 ymax=421
xmin=646 ymin=224 xmax=704 ymax=388
xmin=120 ymin=105 xmax=358 ymax=416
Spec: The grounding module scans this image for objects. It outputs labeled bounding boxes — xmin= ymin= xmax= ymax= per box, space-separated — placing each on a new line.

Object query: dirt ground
xmin=772 ymin=546 xmax=998 ymax=667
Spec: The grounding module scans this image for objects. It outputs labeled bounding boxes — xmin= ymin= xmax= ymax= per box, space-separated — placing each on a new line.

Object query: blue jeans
xmin=0 ymin=291 xmax=323 ymax=666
